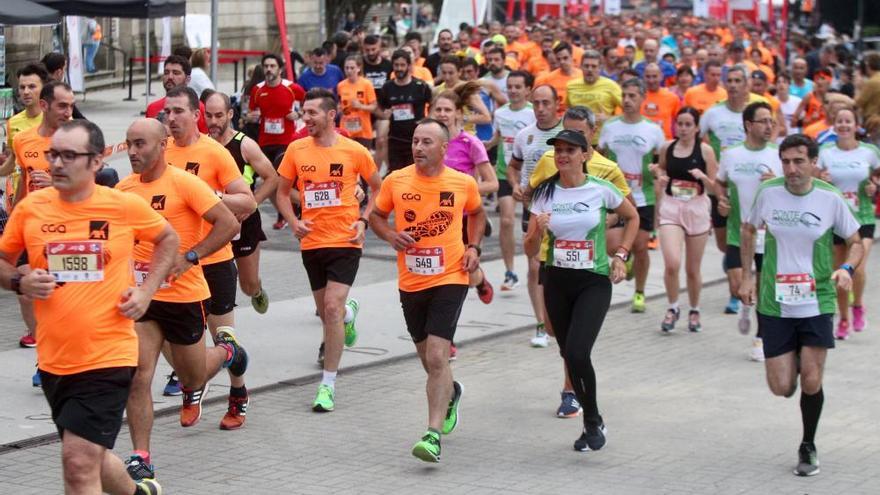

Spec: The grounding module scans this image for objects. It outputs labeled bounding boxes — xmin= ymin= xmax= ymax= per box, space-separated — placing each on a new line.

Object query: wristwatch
xmin=839 ymin=263 xmax=855 ymax=276
xmin=614 ymin=248 xmax=630 ymax=262
xmin=10 ymin=274 xmax=23 ymax=295
xmin=185 ymin=250 xmax=200 ymax=265
xmin=466 ymin=244 xmax=482 ymax=256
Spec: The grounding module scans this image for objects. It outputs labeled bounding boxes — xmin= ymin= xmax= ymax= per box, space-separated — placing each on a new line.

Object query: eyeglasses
xmin=44 ymin=149 xmax=96 ymax=164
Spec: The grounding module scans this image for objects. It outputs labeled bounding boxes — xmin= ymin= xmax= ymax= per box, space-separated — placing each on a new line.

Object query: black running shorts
xmin=301 ymin=247 xmax=361 ymax=291
xmin=725 ymin=244 xmax=764 ymax=272
xmin=833 ymin=224 xmax=874 ymax=245
xmin=758 ymin=312 xmax=834 ymax=359
xmin=202 ymin=259 xmax=238 ymax=316
xmin=137 ymin=300 xmax=207 ymax=345
xmin=636 ymin=205 xmax=655 ymax=232
xmin=232 ymin=210 xmax=267 ymax=258
xmin=400 ymin=284 xmax=468 ymax=343
xmin=710 ymin=195 xmax=727 ymax=229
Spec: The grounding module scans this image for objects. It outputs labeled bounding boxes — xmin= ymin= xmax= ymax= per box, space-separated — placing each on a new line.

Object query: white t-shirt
xmin=512 ymin=120 xmax=564 ymax=188
xmin=188 ymin=67 xmax=215 ymax=98
xmin=700 ymin=103 xmax=745 ymax=157
xmin=717 ymin=143 xmax=783 ymax=246
xmin=493 ymin=103 xmax=536 ymax=175
xmin=778 ymin=95 xmax=803 ymax=136
xmin=481 ymin=71 xmax=510 ymax=99
xmin=598 ymin=116 xmax=665 ymax=206
xmin=817 ymin=142 xmax=880 ymax=225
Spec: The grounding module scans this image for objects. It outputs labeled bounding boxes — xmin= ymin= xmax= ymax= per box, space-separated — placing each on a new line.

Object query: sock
xmin=800 ymin=388 xmax=824 ymax=444
xmin=133 ymin=449 xmax=150 ymax=464
xmin=343 ymin=302 xmax=354 ymax=323
xmin=668 ymin=301 xmax=679 ymax=312
xmin=690 ymin=306 xmax=700 ymax=313
xmin=635 ymin=290 xmax=644 ymax=295
xmin=536 ymin=322 xmax=545 ymax=332
xmin=229 ymin=385 xmax=247 ymax=398
xmin=321 ymin=370 xmax=337 ymax=389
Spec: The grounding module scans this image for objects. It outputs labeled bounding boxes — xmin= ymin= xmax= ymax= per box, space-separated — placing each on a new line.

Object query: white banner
xmin=434 ymin=0 xmax=491 ymax=45
xmin=185 ymin=14 xmax=212 ymax=49
xmin=66 ymin=17 xmax=84 ymax=92
xmin=158 ymin=17 xmax=172 ymax=75
xmin=693 ymin=0 xmax=710 ymax=17
xmin=604 ymin=0 xmax=621 ymax=16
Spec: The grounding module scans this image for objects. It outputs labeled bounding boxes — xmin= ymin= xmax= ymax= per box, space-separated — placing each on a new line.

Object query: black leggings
xmin=542 ymin=266 xmax=612 ymax=428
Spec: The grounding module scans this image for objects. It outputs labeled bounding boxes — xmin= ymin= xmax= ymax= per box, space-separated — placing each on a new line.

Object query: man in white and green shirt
xmin=717 ymin=101 xmax=783 ymax=358
xmin=598 ymin=78 xmax=664 ymax=313
xmin=739 ymin=134 xmax=863 ymax=478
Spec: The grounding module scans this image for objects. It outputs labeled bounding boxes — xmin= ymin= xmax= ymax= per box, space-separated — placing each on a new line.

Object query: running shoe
xmin=625 ymin=256 xmax=634 ymax=281
xmin=688 ymin=310 xmax=702 ymax=332
xmin=501 ymin=271 xmax=519 ymax=291
xmin=530 ymin=328 xmax=549 ymax=348
xmin=441 ymin=381 xmax=463 ymax=435
xmin=32 ymin=371 xmax=41 ymax=388
xmin=647 ymin=232 xmax=658 ymax=250
xmin=852 ymin=305 xmax=867 ymax=332
xmin=180 ymin=385 xmax=207 ymax=427
xmin=317 ymin=342 xmax=325 ymax=366
xmin=574 ymin=423 xmax=607 ymax=452
xmin=312 ymin=384 xmax=335 ymax=412
xmin=449 ymin=343 xmax=457 ymax=361
xmin=215 ymin=327 xmax=249 ymax=377
xmin=556 ymin=391 xmax=582 ymax=418
xmin=738 ymin=304 xmax=752 ymax=335
xmin=631 ymin=292 xmax=646 ymax=313
xmin=344 ymin=298 xmax=359 ymax=347
xmin=661 ymin=308 xmax=680 ymax=333
xmin=476 ymin=278 xmax=494 ymax=304
xmin=750 ymin=338 xmax=765 ymax=362
xmin=126 ymin=454 xmax=155 ymax=481
xmin=163 ymin=372 xmax=182 ymax=397
xmin=19 ymin=334 xmax=36 ymax=348
xmin=835 ymin=319 xmax=850 ymax=340
xmin=220 ymin=394 xmax=249 ymax=430
xmin=136 ymin=478 xmax=163 ymax=495
xmin=251 ymin=288 xmax=269 ymax=314
xmin=272 ymin=218 xmax=287 ymax=230
xmin=411 ymin=430 xmax=441 ymax=463
xmin=724 ymin=297 xmax=741 ymax=314
xmin=794 ymin=442 xmax=820 ymax=477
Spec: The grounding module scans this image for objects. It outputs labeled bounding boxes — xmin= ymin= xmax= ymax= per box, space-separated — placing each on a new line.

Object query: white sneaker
xmin=530 ymin=330 xmax=549 ymax=348
xmin=750 ymin=338 xmax=765 ymax=362
xmin=738 ymin=305 xmax=751 ymax=335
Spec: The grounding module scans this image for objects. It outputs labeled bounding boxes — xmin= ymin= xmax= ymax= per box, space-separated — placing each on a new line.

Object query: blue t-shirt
xmin=788 ymin=79 xmax=814 ymax=100
xmin=298 ymin=65 xmax=345 ymax=94
xmin=635 ymin=60 xmax=676 ymax=83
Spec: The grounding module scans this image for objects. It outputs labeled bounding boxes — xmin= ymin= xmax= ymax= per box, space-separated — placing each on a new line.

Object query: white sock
xmin=343 ymin=303 xmax=354 ymax=323
xmin=690 ymin=306 xmax=700 ymax=313
xmin=668 ymin=302 xmax=679 ymax=312
xmin=321 ymin=370 xmax=337 ymax=389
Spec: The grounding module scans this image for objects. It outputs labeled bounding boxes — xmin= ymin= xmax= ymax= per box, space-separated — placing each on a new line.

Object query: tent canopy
xmin=33 ymin=0 xmax=185 ymax=19
xmin=0 ymin=0 xmax=62 ymax=25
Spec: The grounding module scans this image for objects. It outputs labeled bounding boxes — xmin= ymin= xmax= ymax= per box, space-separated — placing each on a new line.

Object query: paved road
xmin=1 ymin=255 xmax=879 ymax=493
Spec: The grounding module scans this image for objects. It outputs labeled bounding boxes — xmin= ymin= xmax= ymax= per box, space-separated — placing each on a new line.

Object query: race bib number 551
xmin=46 ymin=241 xmax=105 ymax=282
xmin=553 ymin=240 xmax=594 ymax=270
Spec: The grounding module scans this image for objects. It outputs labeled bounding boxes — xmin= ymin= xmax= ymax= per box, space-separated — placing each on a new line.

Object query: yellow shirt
xmin=6 ymin=110 xmax=43 ymax=148
xmin=566 ymin=77 xmax=623 ymax=143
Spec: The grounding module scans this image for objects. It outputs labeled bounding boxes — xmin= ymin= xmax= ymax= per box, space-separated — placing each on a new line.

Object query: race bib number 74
xmin=775 ymin=273 xmax=816 ymax=305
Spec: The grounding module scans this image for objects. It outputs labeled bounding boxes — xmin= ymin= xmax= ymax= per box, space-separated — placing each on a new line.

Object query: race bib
xmin=303 ymin=181 xmax=342 ymax=209
xmin=343 ymin=117 xmax=363 ymax=132
xmin=624 ymin=172 xmax=642 ymax=189
xmin=46 ymin=241 xmax=104 ymax=282
xmin=133 ymin=261 xmax=171 ymax=289
xmin=775 ymin=273 xmax=817 ymax=305
xmin=671 ymin=179 xmax=700 ymax=200
xmin=553 ymin=240 xmax=594 ymax=270
xmin=405 ymin=247 xmax=445 ymax=275
xmin=842 ymin=191 xmax=859 ymax=211
xmin=264 ymin=118 xmax=285 ymax=135
xmin=756 ymin=227 xmax=767 ymax=255
xmin=391 ymin=103 xmax=415 ymax=121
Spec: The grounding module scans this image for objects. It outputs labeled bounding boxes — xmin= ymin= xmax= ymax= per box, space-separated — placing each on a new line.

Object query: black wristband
xmin=467 ymin=244 xmax=481 ymax=256
xmin=10 ymin=275 xmax=23 ymax=295
xmin=358 ymin=217 xmax=369 ymax=229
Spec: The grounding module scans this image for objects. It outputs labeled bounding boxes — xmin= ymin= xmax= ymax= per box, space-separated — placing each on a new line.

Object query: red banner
xmin=273 ymin=0 xmax=294 ymax=81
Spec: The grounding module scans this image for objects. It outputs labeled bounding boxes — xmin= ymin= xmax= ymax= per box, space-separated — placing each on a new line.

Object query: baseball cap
xmin=547 ymin=130 xmax=589 ymax=151
xmin=751 ymin=70 xmax=768 ymax=82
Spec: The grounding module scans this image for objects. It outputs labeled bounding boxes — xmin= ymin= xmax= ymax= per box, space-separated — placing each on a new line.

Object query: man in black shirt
xmin=378 ymin=50 xmax=433 ymax=174
xmin=362 ymin=35 xmax=393 ymax=92
xmin=424 ymin=29 xmax=455 ymax=78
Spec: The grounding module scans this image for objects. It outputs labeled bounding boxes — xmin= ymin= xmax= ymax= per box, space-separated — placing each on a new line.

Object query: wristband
xmin=357 ymin=217 xmax=369 ymax=229
xmin=466 ymin=244 xmax=481 ymax=256
xmin=839 ymin=263 xmax=855 ymax=276
xmin=10 ymin=275 xmax=23 ymax=295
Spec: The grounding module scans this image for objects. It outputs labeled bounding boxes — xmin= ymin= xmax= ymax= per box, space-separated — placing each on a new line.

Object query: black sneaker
xmin=126 ymin=454 xmax=155 ymax=481
xmin=688 ymin=310 xmax=702 ymax=332
xmin=794 ymin=442 xmax=820 ymax=476
xmin=574 ymin=423 xmax=607 ymax=452
xmin=317 ymin=342 xmax=325 ymax=366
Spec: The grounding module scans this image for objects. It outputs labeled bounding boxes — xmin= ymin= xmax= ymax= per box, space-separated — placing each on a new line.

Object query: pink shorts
xmin=658 ymin=193 xmax=711 ymax=236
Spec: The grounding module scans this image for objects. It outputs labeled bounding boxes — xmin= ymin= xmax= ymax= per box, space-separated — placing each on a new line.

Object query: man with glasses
xmin=1 ymin=119 xmax=175 ymax=495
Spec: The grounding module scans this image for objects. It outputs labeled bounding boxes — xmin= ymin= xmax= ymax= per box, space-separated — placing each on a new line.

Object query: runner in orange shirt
xmin=793 ymin=68 xmax=832 ymax=130
xmin=641 ymin=63 xmax=681 ymax=139
xmin=337 ymin=55 xmax=378 ymax=148
xmin=371 ymin=118 xmax=485 ymax=463
xmin=0 ymin=119 xmax=176 ymax=495
xmin=683 ymin=60 xmax=727 ymax=114
xmin=535 ymin=42 xmax=582 ymax=117
xmin=118 ymin=119 xmax=247 ymax=480
xmin=163 ymin=85 xmax=257 ymax=424
xmin=276 ymin=88 xmax=382 ymax=412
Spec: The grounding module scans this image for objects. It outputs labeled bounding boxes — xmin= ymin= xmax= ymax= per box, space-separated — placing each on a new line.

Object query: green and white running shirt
xmin=748 ymin=177 xmax=859 ymax=318
xmin=494 ymin=103 xmax=535 ymax=179
xmin=717 ymin=143 xmax=782 ymax=246
xmin=512 ymin=120 xmax=564 ymax=188
xmin=700 ymin=102 xmax=745 ymax=159
xmin=817 ymin=142 xmax=880 ymax=225
xmin=530 ymin=177 xmax=624 ymax=276
xmin=598 ymin=116 xmax=665 ymax=207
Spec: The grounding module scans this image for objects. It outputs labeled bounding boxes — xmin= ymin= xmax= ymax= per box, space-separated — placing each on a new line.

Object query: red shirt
xmin=146 ymin=97 xmax=208 ymax=133
xmin=249 ymin=80 xmax=306 ymax=147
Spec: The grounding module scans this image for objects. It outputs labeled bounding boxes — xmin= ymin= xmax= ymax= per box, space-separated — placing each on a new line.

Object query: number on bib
xmin=303 ymin=181 xmax=342 ymax=208
xmin=670 ymin=179 xmax=699 ymax=200
xmin=553 ymin=240 xmax=595 ymax=269
xmin=755 ymin=227 xmax=767 ymax=254
xmin=133 ymin=261 xmax=172 ymax=289
xmin=46 ymin=241 xmax=105 ymax=282
xmin=775 ymin=273 xmax=816 ymax=305
xmin=391 ymin=103 xmax=415 ymax=121
xmin=405 ymin=247 xmax=445 ymax=275
xmin=264 ymin=118 xmax=285 ymax=135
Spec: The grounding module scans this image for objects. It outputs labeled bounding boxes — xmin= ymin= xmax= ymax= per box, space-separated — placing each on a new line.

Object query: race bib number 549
xmin=405 ymin=247 xmax=445 ymax=275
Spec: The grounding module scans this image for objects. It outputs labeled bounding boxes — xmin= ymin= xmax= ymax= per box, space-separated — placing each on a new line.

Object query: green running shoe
xmin=442 ymin=381 xmax=463 ymax=435
xmin=411 ymin=430 xmax=441 ymax=463
xmin=312 ymin=384 xmax=335 ymax=412
xmin=631 ymin=292 xmax=646 ymax=313
xmin=344 ymin=298 xmax=359 ymax=347
xmin=251 ymin=287 xmax=269 ymax=314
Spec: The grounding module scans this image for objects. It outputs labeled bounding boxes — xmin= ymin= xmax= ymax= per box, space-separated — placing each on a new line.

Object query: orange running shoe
xmin=220 ymin=394 xmax=249 ymax=430
xmin=180 ymin=385 xmax=207 ymax=427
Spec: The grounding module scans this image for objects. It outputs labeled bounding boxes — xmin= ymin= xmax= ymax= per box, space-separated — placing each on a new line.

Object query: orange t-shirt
xmin=535 ymin=68 xmax=582 ymax=116
xmin=375 ymin=165 xmax=482 ymax=292
xmin=641 ymin=88 xmax=681 ymax=139
xmin=116 ymin=166 xmax=220 ymax=303
xmin=277 ymin=135 xmax=378 ymax=251
xmin=683 ymin=84 xmax=728 ymax=114
xmin=803 ymin=120 xmax=829 ymax=140
xmin=12 ymin=127 xmax=52 ymax=198
xmin=337 ymin=77 xmax=377 ymax=140
xmin=571 ymin=45 xmax=584 ymax=68
xmin=166 ymin=134 xmax=243 ymax=265
xmin=0 ymin=186 xmax=167 ymax=375
xmin=527 ymin=56 xmax=550 ymax=76
xmin=802 ymin=92 xmax=825 ymax=129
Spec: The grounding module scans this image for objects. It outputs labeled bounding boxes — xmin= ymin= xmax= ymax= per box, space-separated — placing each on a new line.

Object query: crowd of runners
xmin=1 ymin=8 xmax=879 ymax=493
